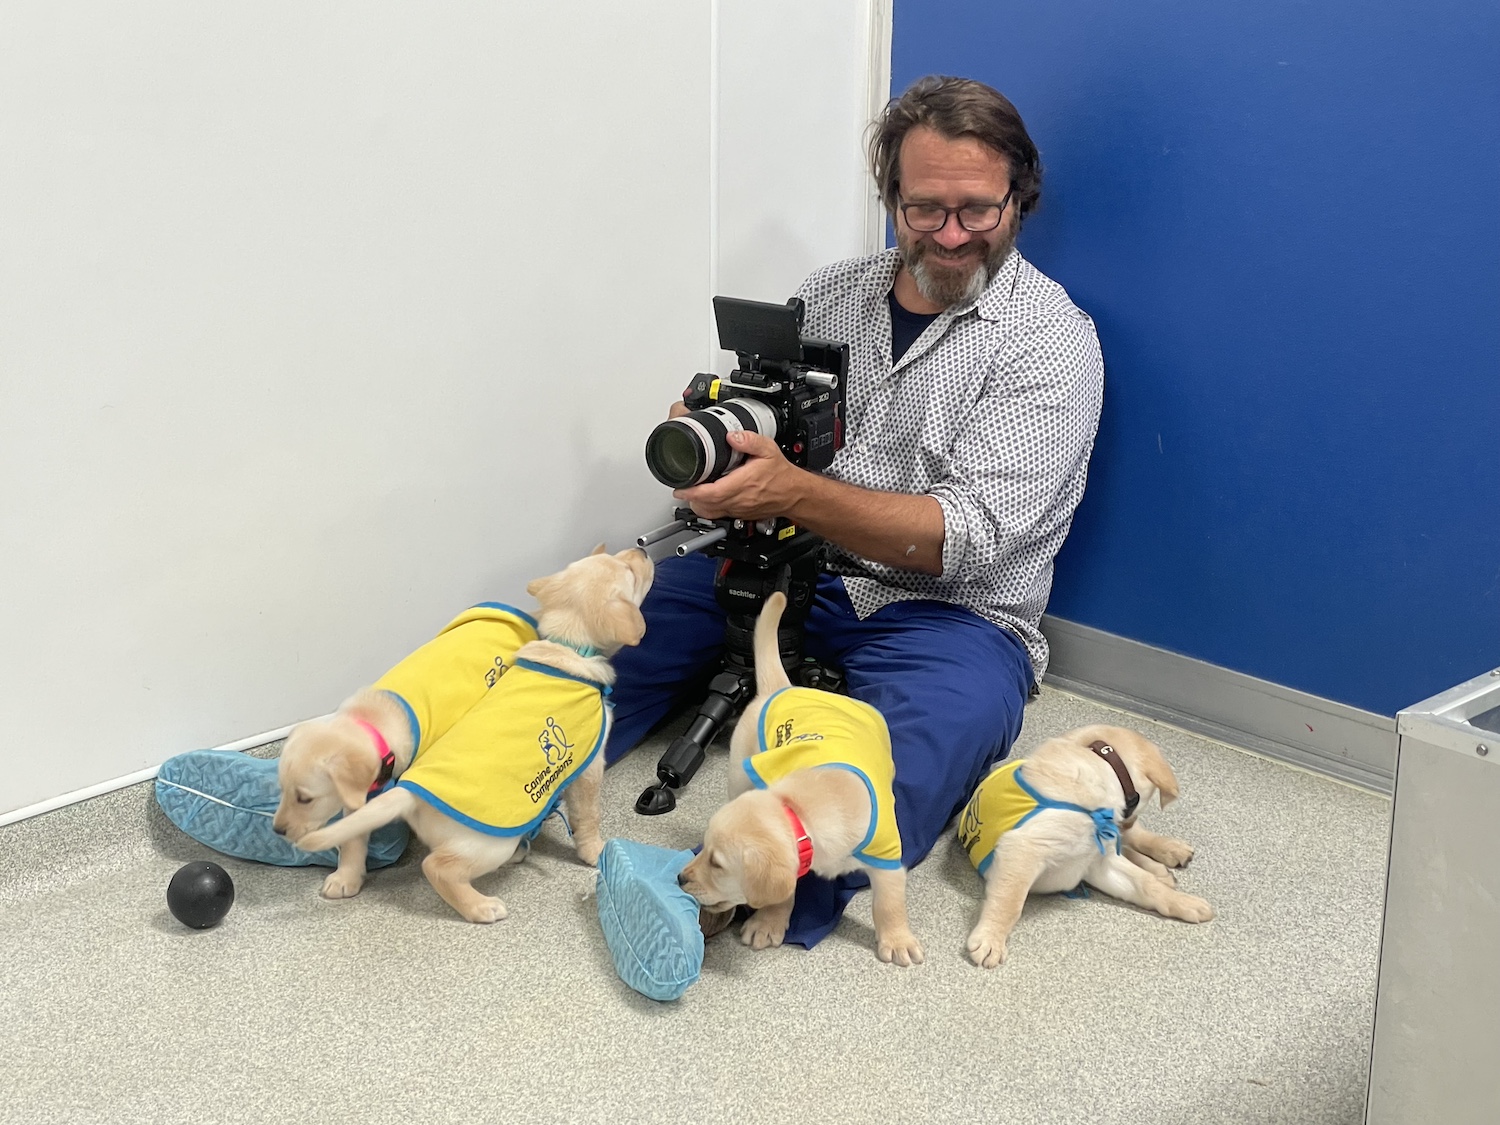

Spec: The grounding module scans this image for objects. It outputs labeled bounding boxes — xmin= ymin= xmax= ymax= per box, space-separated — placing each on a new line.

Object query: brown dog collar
xmin=1088 ymin=740 xmax=1140 ymax=820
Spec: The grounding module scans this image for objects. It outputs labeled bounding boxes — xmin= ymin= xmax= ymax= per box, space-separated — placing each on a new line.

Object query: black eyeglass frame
xmin=897 ymin=186 xmax=1016 ymax=233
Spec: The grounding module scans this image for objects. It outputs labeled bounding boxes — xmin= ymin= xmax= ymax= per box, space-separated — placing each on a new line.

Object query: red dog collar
xmin=352 ymin=718 xmax=396 ymax=797
xmin=783 ymin=802 xmax=814 ymax=879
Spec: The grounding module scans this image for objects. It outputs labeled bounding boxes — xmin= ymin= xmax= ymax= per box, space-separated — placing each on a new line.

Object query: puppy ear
xmin=601 ymin=597 xmax=647 ymax=647
xmin=741 ymin=841 xmax=797 ymax=909
xmin=590 ymin=543 xmax=608 ymax=556
xmin=328 ymin=751 xmax=376 ymax=811
xmin=1128 ymin=732 xmax=1181 ymax=809
xmin=526 ymin=575 xmax=554 ymax=601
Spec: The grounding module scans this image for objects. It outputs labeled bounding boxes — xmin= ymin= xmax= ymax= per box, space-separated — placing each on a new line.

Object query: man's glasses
xmin=898 ymin=186 xmax=1015 ymax=233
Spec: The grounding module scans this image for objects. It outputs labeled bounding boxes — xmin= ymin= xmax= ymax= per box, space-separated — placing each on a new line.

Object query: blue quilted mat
xmin=595 ymin=838 xmax=703 ymax=1002
xmin=155 ymin=749 xmax=409 ymax=868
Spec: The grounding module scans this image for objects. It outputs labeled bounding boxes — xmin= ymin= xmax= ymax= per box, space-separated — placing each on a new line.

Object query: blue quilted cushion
xmin=155 ymin=749 xmax=409 ymax=868
xmin=595 ymin=838 xmax=703 ymax=1002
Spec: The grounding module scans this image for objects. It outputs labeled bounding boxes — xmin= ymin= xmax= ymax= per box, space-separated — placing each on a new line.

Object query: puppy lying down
xmin=296 ymin=546 xmax=654 ymax=923
xmin=959 ymin=724 xmax=1213 ymax=968
xmin=678 ymin=591 xmax=923 ymax=966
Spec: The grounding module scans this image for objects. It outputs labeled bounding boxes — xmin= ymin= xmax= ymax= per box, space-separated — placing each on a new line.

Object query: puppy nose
xmin=272 ymin=824 xmax=286 ymax=836
xmin=676 ymin=871 xmax=688 ymax=887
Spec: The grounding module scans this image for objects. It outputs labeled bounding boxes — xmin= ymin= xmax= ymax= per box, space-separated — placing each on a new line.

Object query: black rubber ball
xmin=166 ymin=861 xmax=235 ymax=929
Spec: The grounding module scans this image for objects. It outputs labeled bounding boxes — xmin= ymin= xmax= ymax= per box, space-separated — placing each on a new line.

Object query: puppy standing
xmin=959 ymin=724 xmax=1213 ymax=968
xmin=296 ymin=547 xmax=654 ymax=923
xmin=678 ymin=592 xmax=924 ymax=965
xmin=271 ymin=603 xmax=538 ymax=899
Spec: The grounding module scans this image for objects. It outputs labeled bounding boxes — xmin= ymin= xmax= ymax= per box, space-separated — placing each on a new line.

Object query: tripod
xmin=633 ymin=520 xmax=844 ymax=816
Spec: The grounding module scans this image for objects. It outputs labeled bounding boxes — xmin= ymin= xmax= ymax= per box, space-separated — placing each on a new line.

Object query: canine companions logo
xmin=538 ymin=717 xmax=573 ymax=766
xmin=525 ymin=717 xmax=576 ymax=805
xmin=484 ymin=657 xmax=510 ymax=689
xmin=958 ymin=800 xmax=983 ymax=853
xmin=772 ymin=719 xmax=825 ymax=749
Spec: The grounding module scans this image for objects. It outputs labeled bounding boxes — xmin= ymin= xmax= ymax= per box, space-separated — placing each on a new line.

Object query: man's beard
xmin=897 ymin=227 xmax=1016 ymax=308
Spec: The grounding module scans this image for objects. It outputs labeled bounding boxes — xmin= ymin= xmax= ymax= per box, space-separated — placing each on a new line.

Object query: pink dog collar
xmin=782 ymin=802 xmax=814 ymax=879
xmin=352 ymin=718 xmax=396 ymax=797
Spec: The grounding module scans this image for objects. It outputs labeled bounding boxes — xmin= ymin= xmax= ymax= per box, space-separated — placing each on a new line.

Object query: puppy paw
xmin=1150 ymin=836 xmax=1195 ymax=869
xmin=463 ymin=896 xmax=509 ymax=924
xmin=1166 ymin=892 xmax=1215 ymax=923
xmin=965 ymin=926 xmax=1009 ymax=969
xmin=320 ymin=870 xmax=364 ymax=899
xmin=739 ymin=911 xmax=787 ymax=951
xmin=877 ymin=929 xmax=925 ymax=967
xmin=573 ymin=837 xmax=605 ymax=867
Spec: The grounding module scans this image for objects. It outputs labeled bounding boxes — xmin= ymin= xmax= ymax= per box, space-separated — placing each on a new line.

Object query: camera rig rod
xmin=675 ymin=528 xmax=727 ymax=557
xmin=636 ymin=519 xmax=689 ymax=548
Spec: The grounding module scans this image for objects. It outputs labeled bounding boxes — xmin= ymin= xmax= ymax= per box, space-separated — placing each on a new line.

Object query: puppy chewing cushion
xmin=156 ymin=749 xmax=409 ymax=868
xmin=595 ymin=838 xmax=702 ymax=1002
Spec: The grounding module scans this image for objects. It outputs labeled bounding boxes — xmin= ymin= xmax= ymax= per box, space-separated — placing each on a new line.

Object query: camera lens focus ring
xmin=644 ymin=398 xmax=779 ymax=489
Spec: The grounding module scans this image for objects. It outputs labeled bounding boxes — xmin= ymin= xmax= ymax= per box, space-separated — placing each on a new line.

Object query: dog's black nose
xmin=272 ymin=825 xmax=286 ymax=836
xmin=676 ymin=871 xmax=688 ymax=886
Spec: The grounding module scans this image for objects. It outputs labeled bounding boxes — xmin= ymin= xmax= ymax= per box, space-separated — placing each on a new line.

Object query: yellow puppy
xmin=960 ymin=724 xmax=1213 ymax=968
xmin=678 ymin=592 xmax=923 ymax=966
xmin=294 ymin=546 xmax=654 ymax=923
xmin=271 ymin=603 xmax=536 ymax=899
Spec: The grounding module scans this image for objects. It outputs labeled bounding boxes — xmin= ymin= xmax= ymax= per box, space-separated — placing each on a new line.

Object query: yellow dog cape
xmin=744 ymin=687 xmax=902 ymax=870
xmin=397 ymin=659 xmax=609 ymax=838
xmin=373 ymin=602 xmax=538 ymax=757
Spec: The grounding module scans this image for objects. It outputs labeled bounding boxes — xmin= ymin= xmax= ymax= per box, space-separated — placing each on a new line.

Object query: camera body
xmin=645 ymin=296 xmax=849 ymax=493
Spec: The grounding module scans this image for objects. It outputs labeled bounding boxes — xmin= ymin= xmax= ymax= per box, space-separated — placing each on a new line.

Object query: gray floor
xmin=0 ymin=688 xmax=1389 ymax=1125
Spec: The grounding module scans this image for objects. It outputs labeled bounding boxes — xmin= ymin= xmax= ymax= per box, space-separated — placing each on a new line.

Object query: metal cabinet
xmin=1366 ymin=667 xmax=1500 ymax=1125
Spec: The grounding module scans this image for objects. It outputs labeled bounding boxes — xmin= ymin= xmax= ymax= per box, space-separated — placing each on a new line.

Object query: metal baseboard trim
xmin=1041 ymin=615 xmax=1397 ymax=794
xmin=0 ymin=720 xmax=309 ymax=828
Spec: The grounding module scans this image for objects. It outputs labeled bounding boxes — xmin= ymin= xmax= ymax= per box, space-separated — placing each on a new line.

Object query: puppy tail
xmin=753 ymin=591 xmax=793 ymax=696
xmin=297 ymin=787 xmax=415 ymax=852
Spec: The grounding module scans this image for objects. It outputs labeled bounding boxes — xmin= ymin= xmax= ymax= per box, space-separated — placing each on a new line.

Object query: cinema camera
xmin=633 ymin=296 xmax=850 ymax=815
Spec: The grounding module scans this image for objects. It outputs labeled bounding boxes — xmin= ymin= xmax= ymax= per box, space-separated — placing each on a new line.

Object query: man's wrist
xmin=783 ymin=466 xmax=829 ymax=528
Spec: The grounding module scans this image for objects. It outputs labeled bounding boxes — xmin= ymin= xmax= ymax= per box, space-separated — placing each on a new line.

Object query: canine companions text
xmin=678 ymin=592 xmax=923 ymax=965
xmin=958 ymin=724 xmax=1212 ymax=968
xmin=295 ymin=546 xmax=654 ymax=922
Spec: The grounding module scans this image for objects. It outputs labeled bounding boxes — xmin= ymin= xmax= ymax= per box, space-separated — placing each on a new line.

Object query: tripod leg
xmin=635 ymin=670 xmax=753 ymax=815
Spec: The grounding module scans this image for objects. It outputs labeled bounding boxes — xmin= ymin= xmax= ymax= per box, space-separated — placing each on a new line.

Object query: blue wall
xmin=894 ymin=0 xmax=1500 ymax=715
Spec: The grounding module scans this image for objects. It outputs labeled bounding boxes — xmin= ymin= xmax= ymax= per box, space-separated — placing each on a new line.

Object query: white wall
xmin=0 ymin=0 xmax=890 ymax=822
xmin=713 ymin=0 xmax=891 ymax=310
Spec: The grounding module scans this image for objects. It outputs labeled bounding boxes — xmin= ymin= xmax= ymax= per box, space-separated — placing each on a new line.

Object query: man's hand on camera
xmin=668 ymin=401 xmax=690 ymax=420
xmin=672 ymin=430 xmax=798 ymax=522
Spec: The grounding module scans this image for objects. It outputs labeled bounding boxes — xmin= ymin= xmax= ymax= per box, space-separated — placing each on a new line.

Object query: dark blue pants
xmin=606 ymin=553 xmax=1033 ymax=948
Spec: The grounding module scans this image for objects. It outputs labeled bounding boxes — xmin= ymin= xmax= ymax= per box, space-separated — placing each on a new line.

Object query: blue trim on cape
xmin=744 ymin=691 xmax=903 ymax=871
xmin=514 ymin=657 xmax=613 ymax=696
xmin=973 ymin=765 xmax=1121 ymax=876
xmin=472 ymin=602 xmax=540 ymax=631
xmin=395 ymin=709 xmax=607 ymax=839
xmin=378 ymin=690 xmax=422 ymax=755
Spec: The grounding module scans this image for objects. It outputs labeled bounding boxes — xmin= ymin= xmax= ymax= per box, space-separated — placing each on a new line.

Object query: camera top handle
xmin=713 ymin=296 xmax=850 ymax=385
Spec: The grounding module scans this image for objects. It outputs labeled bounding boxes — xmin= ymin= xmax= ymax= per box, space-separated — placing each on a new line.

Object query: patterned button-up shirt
xmin=796 ymin=246 xmax=1104 ymax=679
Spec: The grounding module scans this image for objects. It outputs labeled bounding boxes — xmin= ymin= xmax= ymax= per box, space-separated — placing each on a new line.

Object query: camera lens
xmin=645 ymin=398 xmax=779 ymax=489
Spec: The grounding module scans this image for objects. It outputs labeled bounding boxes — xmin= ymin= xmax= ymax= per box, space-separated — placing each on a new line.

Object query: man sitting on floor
xmin=606 ymin=74 xmax=1106 ymax=946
